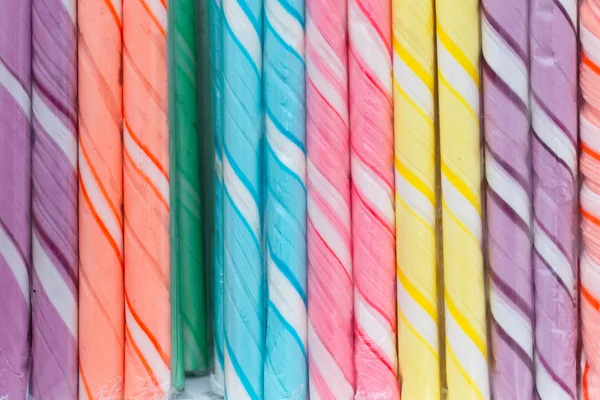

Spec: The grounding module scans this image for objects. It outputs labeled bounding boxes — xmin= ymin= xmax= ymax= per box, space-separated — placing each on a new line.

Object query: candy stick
xmin=530 ymin=0 xmax=578 ymax=398
xmin=578 ymin=1 xmax=600 ymax=398
xmin=435 ymin=0 xmax=489 ymax=399
xmin=348 ymin=0 xmax=397 ymax=397
xmin=305 ymin=0 xmax=353 ymax=396
xmin=208 ymin=0 xmax=225 ymax=390
xmin=221 ymin=0 xmax=265 ymax=394
xmin=29 ymin=0 xmax=78 ymax=396
xmin=392 ymin=0 xmax=440 ymax=398
xmin=481 ymin=1 xmax=533 ymax=399
xmin=122 ymin=0 xmax=171 ymax=397
xmin=77 ymin=0 xmax=125 ymax=397
xmin=0 ymin=0 xmax=32 ymax=398
xmin=263 ymin=0 xmax=307 ymax=395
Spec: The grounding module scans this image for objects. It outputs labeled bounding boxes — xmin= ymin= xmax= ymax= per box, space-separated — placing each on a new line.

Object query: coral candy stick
xmin=392 ymin=0 xmax=440 ymax=398
xmin=0 ymin=0 xmax=32 ymax=397
xmin=78 ymin=0 xmax=125 ymax=398
xmin=306 ymin=0 xmax=354 ymax=396
xmin=435 ymin=0 xmax=489 ymax=398
xmin=123 ymin=0 xmax=171 ymax=397
xmin=30 ymin=0 xmax=78 ymax=396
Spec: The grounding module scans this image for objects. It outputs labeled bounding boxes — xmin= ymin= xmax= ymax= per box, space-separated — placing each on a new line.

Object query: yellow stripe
xmin=437 ymin=72 xmax=477 ymax=120
xmin=397 ymin=266 xmax=436 ymax=321
xmin=441 ymin=161 xmax=481 ymax=216
xmin=395 ymin=194 xmax=434 ymax=234
xmin=442 ymin=200 xmax=480 ymax=245
xmin=395 ymin=157 xmax=435 ymax=204
xmin=445 ymin=290 xmax=487 ymax=360
xmin=447 ymin=342 xmax=484 ymax=400
xmin=398 ymin=305 xmax=439 ymax=359
xmin=436 ymin=24 xmax=478 ymax=85
xmin=392 ymin=37 xmax=434 ymax=91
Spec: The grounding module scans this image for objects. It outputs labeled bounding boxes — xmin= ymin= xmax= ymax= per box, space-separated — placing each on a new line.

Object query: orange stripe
xmin=79 ymin=362 xmax=94 ymax=400
xmin=582 ymin=51 xmax=600 ymax=76
xmin=137 ymin=0 xmax=166 ymax=37
xmin=125 ymin=120 xmax=169 ymax=180
xmin=102 ymin=0 xmax=122 ymax=34
xmin=80 ymin=139 xmax=123 ymax=229
xmin=125 ymin=291 xmax=170 ymax=365
xmin=584 ymin=361 xmax=590 ymax=400
xmin=79 ymin=173 xmax=124 ymax=265
xmin=582 ymin=284 xmax=600 ymax=311
xmin=123 ymin=148 xmax=169 ymax=210
xmin=125 ymin=325 xmax=161 ymax=391
xmin=582 ymin=206 xmax=600 ymax=228
xmin=159 ymin=0 xmax=167 ymax=8
xmin=582 ymin=142 xmax=600 ymax=163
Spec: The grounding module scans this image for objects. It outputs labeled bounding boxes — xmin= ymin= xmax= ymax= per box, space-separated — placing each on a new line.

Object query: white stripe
xmin=0 ymin=57 xmax=30 ymax=118
xmin=224 ymin=0 xmax=262 ymax=71
xmin=535 ymin=353 xmax=572 ymax=400
xmin=265 ymin=0 xmax=304 ymax=58
xmin=581 ymin=23 xmax=600 ymax=67
xmin=581 ymin=113 xmax=600 ymax=156
xmin=485 ymin=154 xmax=530 ymax=226
xmin=307 ymin=158 xmax=350 ymax=232
xmin=395 ymin=169 xmax=435 ymax=227
xmin=62 ymin=0 xmax=77 ymax=23
xmin=351 ymin=153 xmax=394 ymax=224
xmin=437 ymin=38 xmax=479 ymax=115
xmin=307 ymin=196 xmax=352 ymax=275
xmin=533 ymin=221 xmax=575 ymax=297
xmin=305 ymin=14 xmax=345 ymax=85
xmin=581 ymin=251 xmax=600 ymax=304
xmin=144 ymin=0 xmax=167 ymax=32
xmin=355 ymin=291 xmax=396 ymax=367
xmin=348 ymin=0 xmax=392 ymax=94
xmin=308 ymin=323 xmax=354 ymax=399
xmin=266 ymin=115 xmax=306 ymax=186
xmin=33 ymin=89 xmax=77 ymax=169
xmin=489 ymin=288 xmax=533 ymax=357
xmin=397 ymin=277 xmax=438 ymax=349
xmin=223 ymin=155 xmax=260 ymax=239
xmin=125 ymin=303 xmax=170 ymax=394
xmin=215 ymin=151 xmax=223 ymax=184
xmin=582 ymin=182 xmax=600 ymax=221
xmin=531 ymin=97 xmax=576 ymax=175
xmin=79 ymin=148 xmax=123 ymax=253
xmin=393 ymin=51 xmax=433 ymax=119
xmin=446 ymin=306 xmax=490 ymax=399
xmin=0 ymin=223 xmax=29 ymax=305
xmin=305 ymin=54 xmax=348 ymax=127
xmin=268 ymin=251 xmax=307 ymax=348
xmin=32 ymin=232 xmax=77 ymax=338
xmin=556 ymin=0 xmax=576 ymax=30
xmin=79 ymin=376 xmax=88 ymax=400
xmin=123 ymin=123 xmax=170 ymax=204
xmin=442 ymin=174 xmax=481 ymax=244
xmin=309 ymin=385 xmax=322 ymax=400
xmin=224 ymin=345 xmax=251 ymax=400
xmin=482 ymin=15 xmax=528 ymax=105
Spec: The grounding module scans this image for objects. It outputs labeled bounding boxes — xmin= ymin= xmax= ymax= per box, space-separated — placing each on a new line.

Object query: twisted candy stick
xmin=0 ymin=0 xmax=32 ymax=397
xmin=392 ymin=0 xmax=440 ymax=398
xmin=579 ymin=1 xmax=600 ymax=398
xmin=78 ymin=0 xmax=124 ymax=397
xmin=348 ymin=0 xmax=398 ymax=397
xmin=306 ymin=0 xmax=353 ymax=396
xmin=222 ymin=0 xmax=265 ymax=394
xmin=481 ymin=1 xmax=533 ymax=399
xmin=530 ymin=0 xmax=578 ymax=398
xmin=263 ymin=0 xmax=307 ymax=395
xmin=208 ymin=0 xmax=225 ymax=390
xmin=435 ymin=0 xmax=489 ymax=398
xmin=30 ymin=0 xmax=78 ymax=396
xmin=123 ymin=0 xmax=171 ymax=396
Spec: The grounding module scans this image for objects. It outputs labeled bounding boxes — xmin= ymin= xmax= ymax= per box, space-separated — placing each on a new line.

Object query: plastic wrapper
xmin=481 ymin=1 xmax=534 ymax=399
xmin=530 ymin=0 xmax=579 ymax=398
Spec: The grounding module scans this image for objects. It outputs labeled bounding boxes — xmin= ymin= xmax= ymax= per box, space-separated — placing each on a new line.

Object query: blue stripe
xmin=234 ymin=0 xmax=260 ymax=35
xmin=223 ymin=145 xmax=260 ymax=205
xmin=223 ymin=16 xmax=261 ymax=77
xmin=224 ymin=187 xmax=261 ymax=253
xmin=266 ymin=106 xmax=305 ymax=153
xmin=225 ymin=337 xmax=260 ymax=400
xmin=265 ymin=18 xmax=304 ymax=63
xmin=266 ymin=142 xmax=306 ymax=192
xmin=268 ymin=301 xmax=307 ymax=359
xmin=267 ymin=238 xmax=307 ymax=304
xmin=276 ymin=0 xmax=304 ymax=26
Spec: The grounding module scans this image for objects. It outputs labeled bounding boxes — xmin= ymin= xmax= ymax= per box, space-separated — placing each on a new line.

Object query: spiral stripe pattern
xmin=392 ymin=0 xmax=440 ymax=398
xmin=122 ymin=0 xmax=171 ymax=396
xmin=435 ymin=0 xmax=489 ymax=399
xmin=29 ymin=0 xmax=78 ymax=396
xmin=221 ymin=0 xmax=265 ymax=394
xmin=481 ymin=1 xmax=533 ymax=399
xmin=530 ymin=0 xmax=578 ymax=398
xmin=0 ymin=0 xmax=32 ymax=396
xmin=306 ymin=0 xmax=353 ymax=397
xmin=78 ymin=0 xmax=125 ymax=397
xmin=263 ymin=0 xmax=307 ymax=396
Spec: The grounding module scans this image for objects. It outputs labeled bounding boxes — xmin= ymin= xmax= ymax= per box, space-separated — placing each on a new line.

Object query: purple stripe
xmin=532 ymin=92 xmax=577 ymax=148
xmin=487 ymin=186 xmax=530 ymax=233
xmin=534 ymin=214 xmax=573 ymax=266
xmin=532 ymin=132 xmax=574 ymax=181
xmin=552 ymin=0 xmax=576 ymax=34
xmin=481 ymin=5 xmax=527 ymax=63
xmin=33 ymin=79 xmax=76 ymax=128
xmin=482 ymin=60 xmax=528 ymax=115
xmin=489 ymin=268 xmax=533 ymax=323
xmin=485 ymin=145 xmax=529 ymax=194
xmin=534 ymin=348 xmax=576 ymax=399
xmin=533 ymin=249 xmax=575 ymax=307
xmin=491 ymin=317 xmax=533 ymax=369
